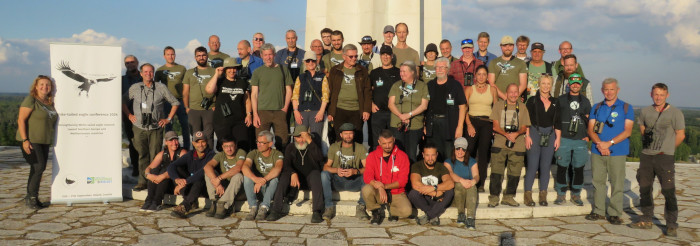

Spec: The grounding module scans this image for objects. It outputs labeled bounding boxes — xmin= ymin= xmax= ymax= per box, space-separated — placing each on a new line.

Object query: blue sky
xmin=1 ymin=0 xmax=699 ymax=107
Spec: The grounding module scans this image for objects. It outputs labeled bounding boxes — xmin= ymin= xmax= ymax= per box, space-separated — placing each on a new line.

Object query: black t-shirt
xmin=428 ymin=82 xmax=448 ymax=115
xmin=556 ymin=93 xmax=591 ymax=140
xmin=369 ymin=67 xmax=400 ymax=111
xmin=214 ymin=77 xmax=249 ymax=122
xmin=427 ymin=77 xmax=467 ymax=138
xmin=525 ymin=92 xmax=559 ymax=128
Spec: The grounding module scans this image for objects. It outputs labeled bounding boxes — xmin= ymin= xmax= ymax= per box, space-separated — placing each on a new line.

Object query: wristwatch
xmin=433 ymin=185 xmax=438 ymax=191
xmin=610 ymin=139 xmax=615 ymax=145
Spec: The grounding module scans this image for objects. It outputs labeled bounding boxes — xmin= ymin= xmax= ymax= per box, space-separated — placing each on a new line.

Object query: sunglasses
xmin=346 ymin=55 xmax=358 ymax=59
xmin=305 ymin=59 xmax=316 ymax=63
xmin=461 ymin=39 xmax=474 ymax=45
xmin=455 ymin=147 xmax=467 ymax=151
xmin=254 ymin=38 xmax=264 ymax=41
xmin=541 ymin=73 xmax=552 ymax=76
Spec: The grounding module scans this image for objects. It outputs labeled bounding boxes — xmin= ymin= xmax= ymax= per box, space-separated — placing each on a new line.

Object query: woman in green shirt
xmin=16 ymin=75 xmax=57 ymax=209
xmin=388 ymin=61 xmax=429 ymax=162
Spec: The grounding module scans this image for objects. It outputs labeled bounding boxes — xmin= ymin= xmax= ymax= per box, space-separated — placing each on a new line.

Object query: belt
xmin=470 ymin=115 xmax=489 ymax=119
xmin=432 ymin=114 xmax=447 ymax=118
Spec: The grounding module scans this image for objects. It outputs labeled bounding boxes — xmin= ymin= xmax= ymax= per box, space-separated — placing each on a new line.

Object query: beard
xmin=197 ymin=59 xmax=207 ymax=67
xmin=294 ymin=142 xmax=308 ymax=150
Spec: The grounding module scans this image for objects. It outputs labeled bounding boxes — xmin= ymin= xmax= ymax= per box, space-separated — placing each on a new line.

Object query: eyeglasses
xmin=455 ymin=147 xmax=467 ymax=151
xmin=254 ymin=38 xmax=264 ymax=42
xmin=461 ymin=39 xmax=474 ymax=45
xmin=257 ymin=141 xmax=270 ymax=145
xmin=346 ymin=55 xmax=358 ymax=59
xmin=125 ymin=61 xmax=136 ymax=65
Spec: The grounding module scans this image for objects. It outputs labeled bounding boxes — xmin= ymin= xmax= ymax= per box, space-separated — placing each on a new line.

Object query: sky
xmin=1 ymin=0 xmax=699 ymax=107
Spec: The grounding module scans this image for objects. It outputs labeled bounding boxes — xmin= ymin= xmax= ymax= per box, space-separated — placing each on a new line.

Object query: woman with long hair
xmin=463 ymin=65 xmax=497 ymax=192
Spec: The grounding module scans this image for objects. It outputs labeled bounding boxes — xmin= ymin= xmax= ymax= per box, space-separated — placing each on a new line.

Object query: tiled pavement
xmin=0 ymin=147 xmax=698 ymax=245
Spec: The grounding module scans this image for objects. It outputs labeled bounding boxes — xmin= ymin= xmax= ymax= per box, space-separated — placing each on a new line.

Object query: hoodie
xmin=363 ymin=145 xmax=410 ymax=195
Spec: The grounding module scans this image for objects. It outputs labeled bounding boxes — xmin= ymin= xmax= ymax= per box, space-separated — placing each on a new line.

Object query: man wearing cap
xmin=321 ymin=123 xmax=370 ymax=221
xmin=553 ymin=54 xmax=592 ymax=103
xmin=322 ymin=30 xmax=345 ymax=74
xmin=267 ymin=126 xmax=325 ymax=223
xmin=168 ymin=131 xmax=216 ymax=218
xmin=123 ymin=63 xmax=180 ymax=191
xmin=205 ymin=57 xmax=252 ymax=151
xmin=183 ymin=46 xmax=216 ymax=148
xmin=373 ymin=25 xmax=395 ymax=54
xmin=474 ymin=32 xmax=498 ymax=66
xmin=251 ymin=43 xmax=293 ymax=150
xmin=241 ymin=130 xmax=284 ymax=221
xmin=328 ymin=44 xmax=372 ymax=143
xmin=141 ymin=131 xmax=187 ymax=212
xmin=393 ymin=23 xmax=420 ymax=66
xmin=208 ymin=35 xmax=230 ymax=68
xmin=236 ymin=40 xmax=264 ymax=84
xmin=155 ymin=46 xmax=191 ymax=150
xmin=420 ymin=43 xmax=439 ymax=81
xmin=275 ymin=30 xmax=306 ymax=82
xmin=488 ymin=35 xmax=528 ymax=100
xmin=553 ymin=72 xmax=591 ymax=207
xmin=292 ymin=51 xmax=329 ymax=143
xmin=449 ymin=38 xmax=484 ymax=88
xmin=426 ymin=57 xmax=467 ymax=161
xmin=408 ymin=143 xmax=455 ymax=226
xmin=202 ymin=138 xmax=246 ymax=219
xmin=369 ymin=45 xmax=401 ymax=150
xmin=439 ymin=39 xmax=456 ymax=63
xmin=523 ymin=42 xmax=554 ymax=101
xmin=252 ymin=33 xmax=265 ymax=58
xmin=515 ymin=35 xmax=530 ymax=62
xmin=585 ymin=78 xmax=634 ymax=225
xmin=358 ymin=35 xmax=381 ymax=72
xmin=320 ymin=28 xmax=333 ymax=53
xmin=553 ymin=41 xmax=584 ymax=78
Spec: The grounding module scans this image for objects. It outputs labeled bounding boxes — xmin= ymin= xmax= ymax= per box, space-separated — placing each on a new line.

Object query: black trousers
xmin=369 ymin=110 xmax=391 ymax=150
xmin=214 ymin=120 xmax=251 ymax=152
xmin=145 ymin=167 xmax=174 ymax=206
xmin=123 ymin=116 xmax=139 ymax=174
xmin=393 ymin=128 xmax=423 ymax=163
xmin=638 ymin=153 xmax=678 ymax=228
xmin=426 ymin=117 xmax=453 ymax=163
xmin=466 ymin=116 xmax=492 ymax=189
xmin=181 ymin=180 xmax=206 ymax=211
xmin=333 ymin=108 xmax=363 ymax=144
xmin=272 ymin=169 xmax=324 ymax=213
xmin=22 ymin=143 xmax=50 ymax=198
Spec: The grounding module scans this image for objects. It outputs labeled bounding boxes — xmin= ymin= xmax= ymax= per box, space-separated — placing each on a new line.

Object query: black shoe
xmin=388 ymin=216 xmax=398 ymax=222
xmin=266 ymin=211 xmax=284 ymax=221
xmin=140 ymin=202 xmax=152 ymax=212
xmin=370 ymin=209 xmax=385 ymax=225
xmin=477 ymin=187 xmax=485 ymax=193
xmin=214 ymin=201 xmax=228 ymax=219
xmin=25 ymin=197 xmax=40 ymax=210
xmin=608 ymin=216 xmax=623 ymax=225
xmin=147 ymin=203 xmax=162 ymax=212
xmin=466 ymin=218 xmax=476 ymax=230
xmin=456 ymin=213 xmax=467 ymax=227
xmin=585 ymin=212 xmax=605 ymax=221
xmin=132 ymin=183 xmax=147 ymax=191
xmin=311 ymin=212 xmax=323 ymax=223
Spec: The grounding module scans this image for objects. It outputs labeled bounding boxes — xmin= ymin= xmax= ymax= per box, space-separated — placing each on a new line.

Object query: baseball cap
xmin=193 ymin=131 xmax=207 ymax=142
xmin=164 ymin=131 xmax=178 ymax=141
xmin=568 ymin=73 xmax=583 ymax=84
xmin=383 ymin=25 xmax=395 ymax=34
xmin=359 ymin=35 xmax=376 ymax=45
xmin=500 ymin=35 xmax=514 ymax=45
xmin=461 ymin=39 xmax=474 ymax=48
xmin=454 ymin=137 xmax=468 ymax=149
xmin=303 ymin=51 xmax=316 ymax=62
xmin=531 ymin=42 xmax=545 ymax=51
xmin=380 ymin=45 xmax=393 ymax=55
xmin=339 ymin=123 xmax=355 ymax=132
xmin=222 ymin=57 xmax=242 ymax=68
xmin=424 ymin=43 xmax=438 ymax=56
xmin=293 ymin=125 xmax=309 ymax=137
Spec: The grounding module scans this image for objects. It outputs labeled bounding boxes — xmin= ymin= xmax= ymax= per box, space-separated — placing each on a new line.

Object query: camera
xmin=642 ymin=129 xmax=654 ymax=149
xmin=593 ymin=121 xmax=604 ymax=134
xmin=568 ymin=116 xmax=581 ymax=133
xmin=141 ymin=113 xmax=153 ymax=126
xmin=464 ymin=72 xmax=474 ymax=86
xmin=200 ymin=97 xmax=212 ymax=110
xmin=303 ymin=91 xmax=313 ymax=102
xmin=221 ymin=103 xmax=232 ymax=117
xmin=236 ymin=68 xmax=250 ymax=82
xmin=504 ymin=125 xmax=517 ymax=133
xmin=540 ymin=133 xmax=551 ymax=147
xmin=397 ymin=122 xmax=409 ymax=132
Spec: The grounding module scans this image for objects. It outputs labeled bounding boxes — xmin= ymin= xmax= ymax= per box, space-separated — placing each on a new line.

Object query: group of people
xmin=16 ymin=23 xmax=684 ymax=236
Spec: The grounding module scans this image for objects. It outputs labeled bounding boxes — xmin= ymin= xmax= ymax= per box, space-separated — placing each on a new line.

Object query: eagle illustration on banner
xmin=56 ymin=61 xmax=117 ymax=97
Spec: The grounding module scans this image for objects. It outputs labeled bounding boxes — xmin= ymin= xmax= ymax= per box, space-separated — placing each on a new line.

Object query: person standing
xmin=488 ymin=36 xmax=527 ymax=101
xmin=474 ymin=32 xmax=497 ymax=66
xmin=448 ymin=39 xmax=484 ymax=88
xmin=122 ymin=55 xmax=142 ymax=176
xmin=463 ymin=65 xmax=497 ymax=192
xmin=205 ymin=58 xmax=252 ymax=151
xmin=274 ymin=30 xmax=306 ymax=82
xmin=425 ymin=58 xmax=466 ymax=161
xmin=207 ymin=35 xmax=230 ymax=68
xmin=292 ymin=52 xmax=329 ymax=143
xmin=155 ymin=46 xmax=190 ymax=150
xmin=368 ymin=46 xmax=400 ymax=150
xmin=388 ymin=61 xmax=429 ymax=163
xmin=183 ymin=46 xmax=216 ymax=148
xmin=393 ymin=23 xmax=419 ymax=66
xmin=327 ymin=44 xmax=372 ymax=143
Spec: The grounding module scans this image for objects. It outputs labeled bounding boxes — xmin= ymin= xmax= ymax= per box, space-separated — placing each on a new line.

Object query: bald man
xmin=208 ymin=35 xmax=230 ymax=68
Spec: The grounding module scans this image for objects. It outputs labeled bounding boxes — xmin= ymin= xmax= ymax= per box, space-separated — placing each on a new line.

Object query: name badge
xmin=446 ymin=94 xmax=454 ymax=105
xmin=141 ymin=102 xmax=148 ymax=109
xmin=290 ymin=62 xmax=298 ymax=68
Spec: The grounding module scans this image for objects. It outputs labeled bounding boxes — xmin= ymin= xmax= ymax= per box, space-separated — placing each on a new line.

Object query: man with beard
xmin=425 ymin=58 xmax=466 ymax=161
xmin=474 ymin=32 xmax=498 ymax=66
xmin=553 ymin=54 xmax=592 ymax=103
xmin=266 ymin=126 xmax=325 ymax=223
xmin=207 ymin=35 xmax=230 ymax=68
xmin=488 ymin=36 xmax=527 ymax=100
xmin=369 ymin=46 xmax=400 ymax=150
xmin=168 ymin=131 xmax=216 ymax=218
xmin=202 ymin=138 xmax=246 ymax=219
xmin=252 ymin=33 xmax=265 ymax=58
xmin=439 ymin=39 xmax=456 ymax=63
xmin=241 ymin=131 xmax=284 ymax=221
xmin=448 ymin=38 xmax=484 ymax=88
xmin=183 ymin=46 xmax=216 ymax=147
xmin=321 ymin=123 xmax=370 ymax=221
xmin=155 ymin=46 xmax=190 ymax=150
xmin=322 ymin=30 xmax=345 ymax=73
xmin=251 ymin=43 xmax=293 ymax=150
xmin=275 ymin=30 xmax=306 ymax=82
xmin=553 ymin=41 xmax=585 ymax=78
xmin=327 ymin=44 xmax=372 ymax=143
xmin=236 ymin=40 xmax=264 ymax=83
xmin=393 ymin=23 xmax=419 ymax=66
xmin=408 ymin=143 xmax=455 ymax=226
xmin=122 ymin=55 xmax=142 ymax=178
xmin=358 ymin=35 xmax=380 ymax=72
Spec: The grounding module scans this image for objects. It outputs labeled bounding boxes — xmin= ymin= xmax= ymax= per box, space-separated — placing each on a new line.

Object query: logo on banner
xmin=87 ymin=177 xmax=113 ymax=184
xmin=63 ymin=174 xmax=79 ymax=188
xmin=55 ymin=61 xmax=117 ymax=97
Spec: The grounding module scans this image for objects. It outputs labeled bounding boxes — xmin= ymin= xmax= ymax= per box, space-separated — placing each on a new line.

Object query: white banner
xmin=50 ymin=43 xmax=123 ymax=205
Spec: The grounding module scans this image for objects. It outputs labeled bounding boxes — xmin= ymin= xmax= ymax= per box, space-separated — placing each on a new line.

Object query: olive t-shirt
xmin=488 ymin=56 xmax=527 ymax=94
xmin=421 ymin=64 xmax=436 ymax=81
xmin=246 ymin=149 xmax=284 ymax=176
xmin=410 ymin=161 xmax=449 ymax=186
xmin=213 ymin=149 xmax=247 ymax=177
xmin=322 ymin=52 xmax=344 ymax=71
xmin=490 ymin=100 xmax=531 ymax=152
xmin=16 ymin=96 xmax=57 ymax=145
xmin=359 ymin=53 xmax=374 ymax=72
xmin=250 ymin=64 xmax=293 ymax=111
xmin=388 ymin=80 xmax=430 ymax=130
xmin=526 ymin=63 xmax=546 ymax=100
xmin=327 ymin=142 xmax=367 ymax=169
xmin=182 ymin=66 xmax=216 ymax=110
xmin=393 ymin=46 xmax=420 ymax=66
xmin=638 ymin=105 xmax=685 ymax=155
xmin=155 ymin=64 xmax=187 ymax=99
xmin=337 ymin=67 xmax=360 ymax=111
xmin=208 ymin=52 xmax=230 ymax=68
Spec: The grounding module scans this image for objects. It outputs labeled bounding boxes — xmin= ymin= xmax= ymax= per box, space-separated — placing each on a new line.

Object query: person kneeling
xmin=203 ymin=138 xmax=247 ymax=219
xmin=362 ymin=129 xmax=412 ymax=225
xmin=408 ymin=142 xmax=455 ymax=226
xmin=444 ymin=137 xmax=479 ymax=230
xmin=167 ymin=131 xmax=215 ymax=218
xmin=267 ymin=126 xmax=325 ymax=223
xmin=242 ymin=131 xmax=283 ymax=221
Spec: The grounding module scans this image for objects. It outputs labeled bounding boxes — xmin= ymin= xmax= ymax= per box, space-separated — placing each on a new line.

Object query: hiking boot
xmin=355 ymin=204 xmax=370 ymax=220
xmin=608 ymin=216 xmax=623 ymax=225
xmin=311 ymin=212 xmax=323 ymax=223
xmin=487 ymin=195 xmax=499 ymax=207
xmin=170 ymin=205 xmax=188 ymax=218
xmin=415 ymin=215 xmax=429 ymax=225
xmin=429 ymin=216 xmax=440 ymax=226
xmin=370 ymin=208 xmax=385 ymax=225
xmin=554 ymin=195 xmax=566 ymax=205
xmin=206 ymin=200 xmax=217 ymax=217
xmin=523 ymin=191 xmax=535 ymax=207
xmin=266 ymin=210 xmax=284 ymax=221
xmin=245 ymin=206 xmax=258 ymax=221
xmin=501 ymin=195 xmax=519 ymax=207
xmin=323 ymin=206 xmax=336 ymax=221
xmin=466 ymin=218 xmax=476 ymax=230
xmin=570 ymin=195 xmax=583 ymax=206
xmin=585 ymin=212 xmax=605 ymax=221
xmin=214 ymin=201 xmax=228 ymax=219
xmin=456 ymin=213 xmax=467 ymax=226
xmin=538 ymin=190 xmax=548 ymax=206
xmin=628 ymin=221 xmax=653 ymax=229
xmin=255 ymin=206 xmax=268 ymax=221
xmin=666 ymin=227 xmax=677 ymax=237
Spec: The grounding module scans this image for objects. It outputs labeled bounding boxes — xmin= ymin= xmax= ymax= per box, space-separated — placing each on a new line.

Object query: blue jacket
xmin=167 ymin=149 xmax=215 ymax=184
xmin=237 ymin=55 xmax=264 ymax=76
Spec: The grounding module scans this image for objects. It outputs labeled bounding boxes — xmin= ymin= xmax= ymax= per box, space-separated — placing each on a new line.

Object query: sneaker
xmin=170 ymin=205 xmax=188 ymax=218
xmin=501 ymin=196 xmax=519 ymax=207
xmin=266 ymin=211 xmax=284 ymax=221
xmin=355 ymin=204 xmax=370 ymax=220
xmin=132 ymin=183 xmax=147 ymax=191
xmin=140 ymin=202 xmax=151 ymax=212
xmin=370 ymin=208 xmax=385 ymax=225
xmin=323 ymin=206 xmax=336 ymax=221
xmin=628 ymin=221 xmax=653 ymax=229
xmin=206 ymin=200 xmax=217 ymax=217
xmin=311 ymin=212 xmax=323 ymax=223
xmin=554 ymin=195 xmax=566 ymax=205
xmin=466 ymin=218 xmax=476 ymax=230
xmin=255 ymin=206 xmax=268 ymax=221
xmin=666 ymin=227 xmax=677 ymax=237
xmin=585 ymin=212 xmax=605 ymax=221
xmin=147 ymin=203 xmax=161 ymax=212
xmin=608 ymin=216 xmax=623 ymax=225
xmin=487 ymin=195 xmax=499 ymax=208
xmin=415 ymin=215 xmax=429 ymax=225
xmin=570 ymin=195 xmax=583 ymax=206
xmin=456 ymin=213 xmax=467 ymax=227
xmin=214 ymin=201 xmax=228 ymax=219
xmin=429 ymin=217 xmax=440 ymax=226
xmin=245 ymin=206 xmax=258 ymax=221
xmin=388 ymin=216 xmax=398 ymax=222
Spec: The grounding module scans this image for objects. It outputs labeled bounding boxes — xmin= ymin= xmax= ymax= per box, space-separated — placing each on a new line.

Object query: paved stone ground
xmin=0 ymin=147 xmax=698 ymax=245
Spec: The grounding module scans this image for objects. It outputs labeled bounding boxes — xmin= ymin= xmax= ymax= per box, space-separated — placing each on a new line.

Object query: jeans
xmin=22 ymin=143 xmax=50 ymax=198
xmin=164 ymin=98 xmax=190 ymax=150
xmin=243 ymin=176 xmax=279 ymax=209
xmin=320 ymin=171 xmax=365 ymax=208
xmin=524 ymin=126 xmax=555 ymax=191
xmin=408 ymin=189 xmax=454 ymax=219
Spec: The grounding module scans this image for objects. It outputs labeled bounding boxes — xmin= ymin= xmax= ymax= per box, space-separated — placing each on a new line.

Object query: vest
xmin=297 ymin=71 xmax=325 ymax=111
xmin=156 ymin=146 xmax=182 ymax=174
